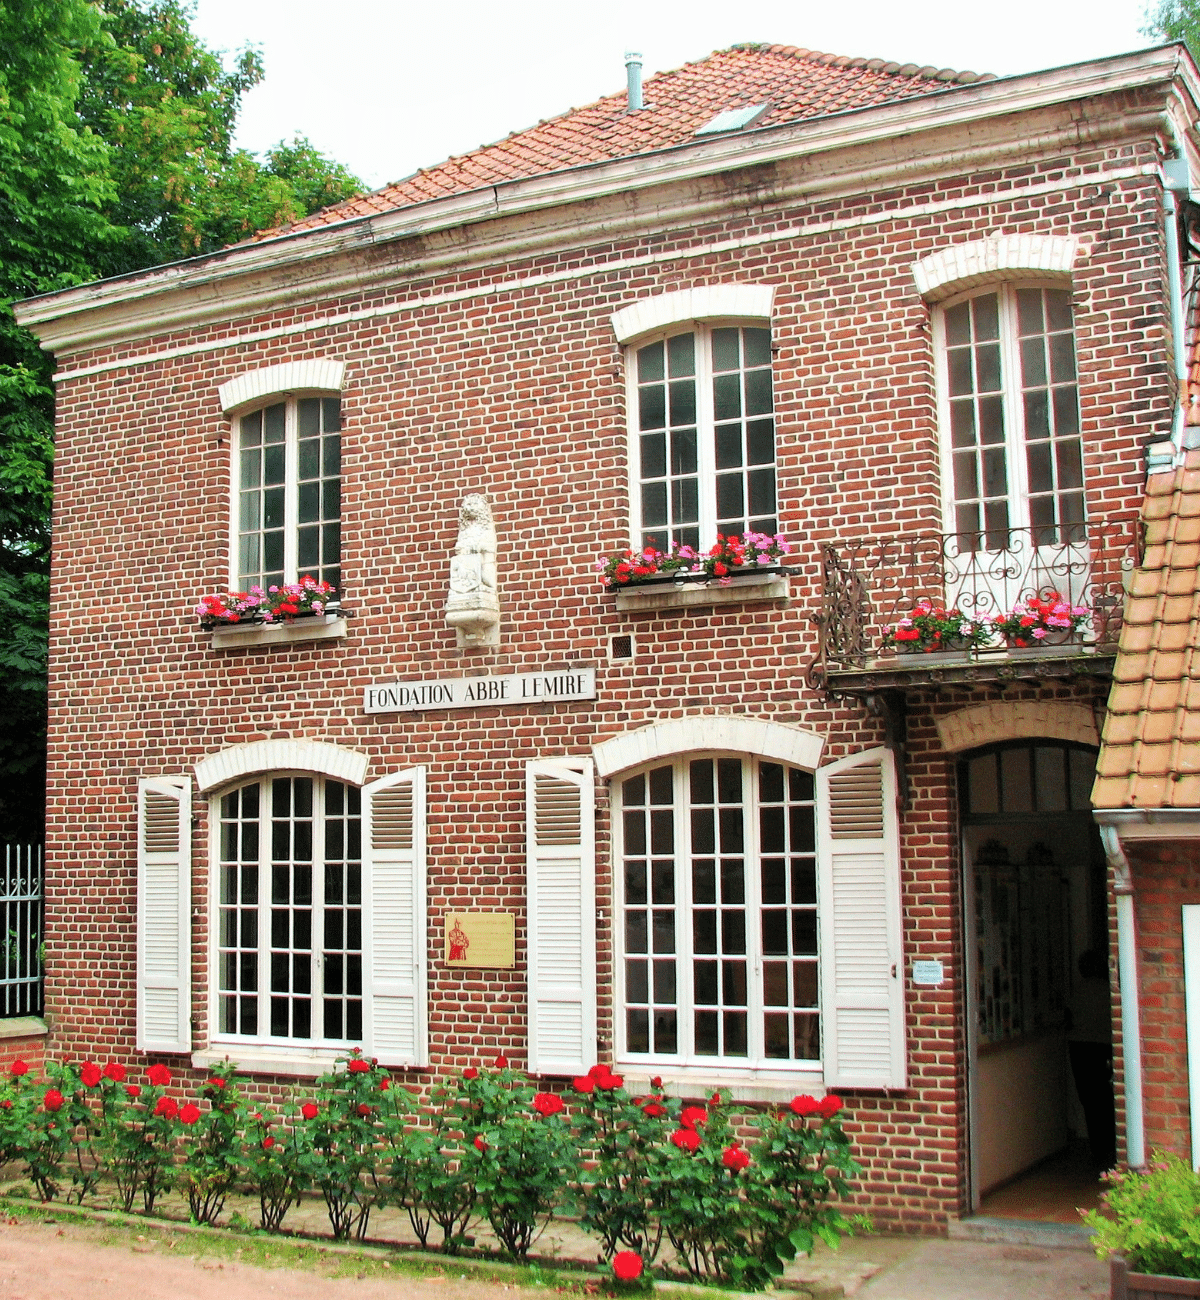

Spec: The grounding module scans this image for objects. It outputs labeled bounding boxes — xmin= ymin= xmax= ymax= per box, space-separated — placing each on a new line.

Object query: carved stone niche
xmin=445 ymin=494 xmax=500 ymax=648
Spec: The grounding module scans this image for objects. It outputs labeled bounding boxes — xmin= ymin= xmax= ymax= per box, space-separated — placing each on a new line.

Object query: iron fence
xmin=1 ymin=844 xmax=43 ymax=1018
xmin=815 ymin=516 xmax=1142 ymax=671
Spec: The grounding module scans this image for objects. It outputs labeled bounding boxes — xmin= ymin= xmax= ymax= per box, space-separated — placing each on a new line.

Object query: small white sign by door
xmin=912 ymin=960 xmax=945 ymax=987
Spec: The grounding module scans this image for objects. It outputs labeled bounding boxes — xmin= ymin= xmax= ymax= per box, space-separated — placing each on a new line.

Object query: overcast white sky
xmin=190 ymin=1 xmax=1161 ymax=191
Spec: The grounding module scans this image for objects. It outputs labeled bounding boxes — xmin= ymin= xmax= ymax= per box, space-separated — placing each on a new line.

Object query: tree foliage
xmin=0 ymin=0 xmax=363 ymax=837
xmin=1144 ymin=1 xmax=1200 ymax=55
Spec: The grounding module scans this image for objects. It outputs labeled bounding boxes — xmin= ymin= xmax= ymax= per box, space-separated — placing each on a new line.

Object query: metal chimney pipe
xmin=625 ymin=51 xmax=643 ymax=112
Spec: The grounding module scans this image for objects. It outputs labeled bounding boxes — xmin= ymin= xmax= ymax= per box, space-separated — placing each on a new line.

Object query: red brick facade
xmin=18 ymin=47 xmax=1195 ymax=1229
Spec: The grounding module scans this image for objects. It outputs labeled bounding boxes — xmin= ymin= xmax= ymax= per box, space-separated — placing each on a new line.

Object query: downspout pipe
xmin=1100 ymin=823 xmax=1146 ymax=1168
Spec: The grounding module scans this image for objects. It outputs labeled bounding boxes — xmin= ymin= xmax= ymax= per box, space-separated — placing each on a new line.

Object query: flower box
xmin=1112 ymin=1255 xmax=1200 ymax=1298
xmin=209 ymin=612 xmax=347 ymax=649
xmin=604 ymin=563 xmax=785 ymax=593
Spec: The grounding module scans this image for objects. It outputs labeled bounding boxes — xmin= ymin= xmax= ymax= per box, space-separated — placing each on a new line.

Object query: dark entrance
xmin=960 ymin=740 xmax=1112 ymax=1217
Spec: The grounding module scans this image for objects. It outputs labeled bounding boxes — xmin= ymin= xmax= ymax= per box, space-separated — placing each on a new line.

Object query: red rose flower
xmin=146 ymin=1063 xmax=172 ymax=1087
xmin=154 ymin=1096 xmax=178 ymax=1119
xmin=180 ymin=1103 xmax=201 ymax=1126
xmin=126 ymin=1084 xmax=141 ymax=1099
xmin=722 ymin=1143 xmax=751 ymax=1172
xmin=679 ymin=1105 xmax=707 ymax=1131
xmin=533 ymin=1092 xmax=565 ymax=1117
xmin=494 ymin=1055 xmax=510 ymax=1069
xmin=102 ymin=1063 xmax=126 ymax=1082
xmin=474 ymin=1135 xmax=489 ymax=1152
xmin=817 ymin=1095 xmax=843 ymax=1120
xmin=80 ymin=1063 xmax=102 ymax=1088
xmin=262 ymin=1136 xmax=275 ymax=1149
xmin=356 ymin=1103 xmax=373 ymax=1117
xmin=347 ymin=1058 xmax=370 ymax=1074
xmin=463 ymin=1067 xmax=478 ymax=1080
xmin=0 ymin=1100 xmax=11 ymax=1110
xmin=588 ymin=1065 xmax=610 ymax=1080
xmin=379 ymin=1079 xmax=391 ymax=1092
xmin=650 ymin=1076 xmax=662 ymax=1089
xmin=573 ymin=1075 xmax=596 ymax=1094
xmin=43 ymin=1088 xmax=64 ymax=1112
xmin=709 ymin=1092 xmax=722 ymax=1106
xmin=612 ymin=1252 xmax=643 ymax=1281
xmin=206 ymin=1076 xmax=226 ymax=1090
xmin=10 ymin=1060 xmax=28 ymax=1077
xmin=642 ymin=1101 xmax=666 ymax=1118
xmin=301 ymin=1102 xmax=319 ymax=1120
xmin=789 ymin=1094 xmax=820 ymax=1117
xmin=670 ymin=1127 xmax=701 ymax=1152
xmin=596 ymin=1072 xmax=623 ymax=1090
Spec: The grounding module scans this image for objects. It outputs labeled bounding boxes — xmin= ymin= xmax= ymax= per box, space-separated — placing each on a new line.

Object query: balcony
xmin=809 ymin=517 xmax=1141 ymax=694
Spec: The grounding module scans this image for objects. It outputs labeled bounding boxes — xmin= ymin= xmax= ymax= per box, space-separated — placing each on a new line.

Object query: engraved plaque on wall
xmin=444 ymin=911 xmax=516 ymax=968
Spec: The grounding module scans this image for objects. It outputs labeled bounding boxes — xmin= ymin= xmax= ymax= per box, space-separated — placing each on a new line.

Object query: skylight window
xmin=694 ymin=104 xmax=771 ymax=136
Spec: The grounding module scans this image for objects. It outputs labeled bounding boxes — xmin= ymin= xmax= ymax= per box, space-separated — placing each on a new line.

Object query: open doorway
xmin=960 ymin=739 xmax=1112 ymax=1221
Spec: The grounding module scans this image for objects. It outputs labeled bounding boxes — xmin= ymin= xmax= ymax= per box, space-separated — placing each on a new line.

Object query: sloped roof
xmin=1093 ymin=447 xmax=1200 ymax=809
xmin=263 ymin=44 xmax=991 ymax=239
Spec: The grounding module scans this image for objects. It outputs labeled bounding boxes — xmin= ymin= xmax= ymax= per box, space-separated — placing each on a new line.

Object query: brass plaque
xmin=444 ymin=911 xmax=516 ymax=968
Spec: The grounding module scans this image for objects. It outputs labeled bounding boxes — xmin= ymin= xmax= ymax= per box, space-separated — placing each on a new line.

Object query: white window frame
xmin=613 ymin=751 xmax=824 ymax=1085
xmin=206 ymin=770 xmax=364 ymax=1062
xmin=932 ymin=279 xmax=1084 ymax=542
xmin=226 ymin=392 xmax=341 ymax=592
xmin=624 ymin=318 xmax=776 ymax=551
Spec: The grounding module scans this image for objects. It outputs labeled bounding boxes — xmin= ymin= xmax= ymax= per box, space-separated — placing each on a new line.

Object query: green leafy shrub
xmin=389 ymin=1099 xmax=476 ymax=1252
xmin=240 ymin=1104 xmax=308 ymax=1232
xmin=1084 ymin=1153 xmax=1200 ymax=1278
xmin=177 ymin=1065 xmax=242 ymax=1224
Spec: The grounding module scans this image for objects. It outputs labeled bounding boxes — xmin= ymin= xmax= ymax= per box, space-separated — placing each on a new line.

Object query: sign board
xmin=364 ymin=668 xmax=596 ymax=714
xmin=445 ymin=911 xmax=516 ymax=968
xmin=912 ymin=959 xmax=945 ymax=987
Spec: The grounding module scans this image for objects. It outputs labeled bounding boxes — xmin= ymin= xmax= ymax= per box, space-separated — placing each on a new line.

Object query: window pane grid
xmin=712 ymin=327 xmax=776 ymax=538
xmin=237 ymin=403 xmax=286 ymax=590
xmin=216 ymin=775 xmax=362 ymax=1047
xmin=636 ymin=335 xmax=700 ymax=551
xmin=620 ymin=757 xmax=819 ymax=1068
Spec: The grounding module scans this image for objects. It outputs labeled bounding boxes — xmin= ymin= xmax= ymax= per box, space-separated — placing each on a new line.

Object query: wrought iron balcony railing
xmin=811 ymin=517 xmax=1142 ymax=683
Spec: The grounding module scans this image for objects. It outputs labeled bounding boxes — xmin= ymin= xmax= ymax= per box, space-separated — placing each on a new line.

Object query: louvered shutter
xmin=816 ymin=747 xmax=906 ymax=1089
xmin=526 ymin=759 xmax=596 ymax=1075
xmin=362 ymin=768 xmax=427 ymax=1066
xmin=136 ymin=777 xmax=192 ymax=1053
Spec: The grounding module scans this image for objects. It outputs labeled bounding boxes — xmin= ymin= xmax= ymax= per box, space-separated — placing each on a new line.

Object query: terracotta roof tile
xmin=1094 ymin=444 xmax=1200 ymax=809
xmin=255 ymin=44 xmax=993 ymax=241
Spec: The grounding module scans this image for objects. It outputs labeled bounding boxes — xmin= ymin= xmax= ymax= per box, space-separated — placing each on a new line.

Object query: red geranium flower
xmin=494 ymin=1055 xmax=510 ymax=1069
xmin=612 ymin=1252 xmax=643 ymax=1281
xmin=146 ymin=1063 xmax=172 ymax=1087
xmin=722 ymin=1143 xmax=751 ymax=1172
xmin=347 ymin=1058 xmax=370 ymax=1074
xmin=80 ymin=1063 xmax=101 ymax=1088
xmin=10 ymin=1060 xmax=29 ymax=1077
xmin=126 ymin=1084 xmax=141 ymax=1099
xmin=789 ymin=1094 xmax=820 ymax=1117
xmin=573 ymin=1075 xmax=596 ymax=1094
xmin=817 ymin=1095 xmax=843 ymax=1119
xmin=301 ymin=1102 xmax=319 ymax=1120
xmin=102 ymin=1063 xmax=126 ymax=1082
xmin=43 ymin=1088 xmax=64 ymax=1112
xmin=463 ymin=1067 xmax=478 ymax=1080
xmin=180 ymin=1103 xmax=201 ymax=1126
xmin=679 ymin=1105 xmax=707 ymax=1131
xmin=670 ymin=1127 xmax=701 ymax=1152
xmin=533 ymin=1092 xmax=565 ymax=1117
xmin=474 ymin=1135 xmax=489 ymax=1152
xmin=154 ymin=1096 xmax=178 ymax=1119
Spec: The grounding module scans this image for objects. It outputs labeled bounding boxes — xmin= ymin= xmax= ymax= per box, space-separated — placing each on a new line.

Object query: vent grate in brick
xmin=610 ymin=634 xmax=634 ymax=660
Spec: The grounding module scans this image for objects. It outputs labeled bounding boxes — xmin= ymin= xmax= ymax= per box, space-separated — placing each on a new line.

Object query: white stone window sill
xmin=207 ymin=613 xmax=347 ymax=649
xmin=613 ymin=570 xmax=791 ymax=612
xmin=611 ymin=1065 xmax=825 ymax=1104
xmin=194 ymin=1044 xmax=351 ymax=1078
xmin=0 ymin=1016 xmax=48 ymax=1041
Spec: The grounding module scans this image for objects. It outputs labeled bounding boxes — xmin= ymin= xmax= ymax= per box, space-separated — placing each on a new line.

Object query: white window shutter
xmin=816 ymin=747 xmax=906 ymax=1089
xmin=526 ymin=759 xmax=596 ymax=1075
xmin=362 ymin=767 xmax=427 ymax=1067
xmin=136 ymin=777 xmax=192 ymax=1054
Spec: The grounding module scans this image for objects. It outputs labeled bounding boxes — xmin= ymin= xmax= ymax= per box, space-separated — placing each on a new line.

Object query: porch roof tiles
xmin=1093 ymin=446 xmax=1200 ymax=809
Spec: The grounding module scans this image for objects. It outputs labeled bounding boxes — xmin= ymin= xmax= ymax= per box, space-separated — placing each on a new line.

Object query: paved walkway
xmin=0 ymin=1208 xmax=1111 ymax=1300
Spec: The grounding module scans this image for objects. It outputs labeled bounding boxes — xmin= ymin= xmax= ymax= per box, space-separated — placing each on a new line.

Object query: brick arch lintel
xmin=194 ymin=738 xmax=369 ymax=793
xmin=592 ymin=715 xmax=824 ymax=778
xmin=935 ymin=701 xmax=1098 ymax=755
xmin=217 ymin=358 xmax=346 ymax=414
xmin=911 ymin=234 xmax=1084 ymax=303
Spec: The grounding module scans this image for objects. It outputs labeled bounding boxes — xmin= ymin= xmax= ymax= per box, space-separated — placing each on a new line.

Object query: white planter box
xmin=208 ymin=614 xmax=347 ymax=649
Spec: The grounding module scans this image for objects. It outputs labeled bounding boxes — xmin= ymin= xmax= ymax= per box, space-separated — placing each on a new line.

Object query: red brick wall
xmin=1128 ymin=842 xmax=1200 ymax=1162
xmin=37 ymin=116 xmax=1172 ymax=1230
xmin=0 ymin=1036 xmax=46 ymax=1077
